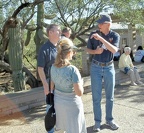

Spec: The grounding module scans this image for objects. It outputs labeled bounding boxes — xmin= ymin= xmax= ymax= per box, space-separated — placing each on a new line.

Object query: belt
xmin=92 ymin=60 xmax=113 ymax=66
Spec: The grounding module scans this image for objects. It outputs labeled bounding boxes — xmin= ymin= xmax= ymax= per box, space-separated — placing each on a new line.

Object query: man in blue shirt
xmin=87 ymin=14 xmax=120 ymax=132
xmin=37 ymin=24 xmax=61 ymax=133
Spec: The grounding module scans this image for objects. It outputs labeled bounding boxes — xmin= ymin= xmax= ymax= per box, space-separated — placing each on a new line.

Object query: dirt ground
xmin=0 ymin=72 xmax=13 ymax=93
xmin=0 ymin=105 xmax=47 ymax=133
xmin=0 ymin=71 xmax=34 ymax=94
xmin=0 ymin=61 xmax=144 ymax=133
xmin=1 ymin=82 xmax=144 ymax=133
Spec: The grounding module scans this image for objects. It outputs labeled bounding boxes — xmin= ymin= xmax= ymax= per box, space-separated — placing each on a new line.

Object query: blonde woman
xmin=118 ymin=47 xmax=142 ymax=86
xmin=50 ymin=38 xmax=87 ymax=133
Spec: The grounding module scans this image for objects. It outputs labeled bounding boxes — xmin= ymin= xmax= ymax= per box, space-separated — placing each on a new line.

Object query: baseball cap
xmin=96 ymin=14 xmax=112 ymax=24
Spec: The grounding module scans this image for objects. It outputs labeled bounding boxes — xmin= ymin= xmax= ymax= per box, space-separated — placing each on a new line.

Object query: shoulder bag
xmin=44 ymin=67 xmax=56 ymax=131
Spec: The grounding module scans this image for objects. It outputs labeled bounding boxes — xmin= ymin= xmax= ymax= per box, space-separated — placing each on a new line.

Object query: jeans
xmin=90 ymin=62 xmax=115 ymax=124
xmin=46 ymin=104 xmax=55 ymax=133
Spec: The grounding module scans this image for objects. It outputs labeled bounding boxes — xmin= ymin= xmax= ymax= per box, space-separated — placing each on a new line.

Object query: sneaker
xmin=106 ymin=121 xmax=119 ymax=130
xmin=136 ymin=81 xmax=143 ymax=85
xmin=131 ymin=82 xmax=137 ymax=86
xmin=93 ymin=123 xmax=100 ymax=132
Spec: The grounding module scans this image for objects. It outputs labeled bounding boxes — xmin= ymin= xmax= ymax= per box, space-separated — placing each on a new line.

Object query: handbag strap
xmin=48 ymin=66 xmax=52 ymax=92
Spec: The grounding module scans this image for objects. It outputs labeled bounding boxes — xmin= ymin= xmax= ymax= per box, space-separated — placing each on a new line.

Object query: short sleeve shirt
xmin=51 ymin=65 xmax=81 ymax=93
xmin=87 ymin=30 xmax=120 ymax=62
xmin=37 ymin=40 xmax=57 ymax=78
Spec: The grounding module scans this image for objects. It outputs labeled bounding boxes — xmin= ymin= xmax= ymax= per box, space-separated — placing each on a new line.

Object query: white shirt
xmin=134 ymin=50 xmax=144 ymax=62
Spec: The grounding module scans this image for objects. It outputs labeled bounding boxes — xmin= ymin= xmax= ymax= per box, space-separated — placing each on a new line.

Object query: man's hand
xmin=91 ymin=33 xmax=102 ymax=40
xmin=43 ymin=82 xmax=49 ymax=95
xmin=94 ymin=46 xmax=104 ymax=54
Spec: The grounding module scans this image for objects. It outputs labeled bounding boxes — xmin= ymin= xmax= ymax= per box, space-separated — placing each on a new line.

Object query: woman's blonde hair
xmin=54 ymin=38 xmax=76 ymax=68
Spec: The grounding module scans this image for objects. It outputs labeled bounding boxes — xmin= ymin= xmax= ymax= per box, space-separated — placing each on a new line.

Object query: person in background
xmin=123 ymin=45 xmax=134 ymax=61
xmin=113 ymin=49 xmax=120 ymax=61
xmin=37 ymin=24 xmax=61 ymax=133
xmin=61 ymin=27 xmax=72 ymax=38
xmin=61 ymin=27 xmax=77 ymax=60
xmin=118 ymin=47 xmax=143 ymax=86
xmin=134 ymin=45 xmax=144 ymax=63
xmin=50 ymin=38 xmax=87 ymax=133
xmin=86 ymin=14 xmax=120 ymax=132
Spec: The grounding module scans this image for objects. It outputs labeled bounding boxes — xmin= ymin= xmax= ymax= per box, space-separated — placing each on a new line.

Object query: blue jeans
xmin=90 ymin=62 xmax=115 ymax=124
xmin=46 ymin=105 xmax=55 ymax=133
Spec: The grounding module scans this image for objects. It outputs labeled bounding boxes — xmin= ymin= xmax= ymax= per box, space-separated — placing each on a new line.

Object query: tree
xmin=0 ymin=0 xmax=144 ymax=92
xmin=111 ymin=0 xmax=144 ymax=25
xmin=45 ymin=0 xmax=144 ymax=46
xmin=0 ymin=0 xmax=45 ymax=91
xmin=46 ymin=0 xmax=108 ymax=46
xmin=0 ymin=0 xmax=56 ymax=91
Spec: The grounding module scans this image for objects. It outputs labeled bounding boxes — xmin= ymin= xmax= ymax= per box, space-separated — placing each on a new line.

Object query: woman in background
xmin=51 ymin=38 xmax=87 ymax=133
xmin=118 ymin=47 xmax=142 ymax=86
xmin=134 ymin=45 xmax=144 ymax=62
xmin=122 ymin=45 xmax=134 ymax=61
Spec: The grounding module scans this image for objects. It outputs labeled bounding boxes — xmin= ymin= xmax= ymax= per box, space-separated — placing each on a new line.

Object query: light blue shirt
xmin=51 ymin=65 xmax=81 ymax=93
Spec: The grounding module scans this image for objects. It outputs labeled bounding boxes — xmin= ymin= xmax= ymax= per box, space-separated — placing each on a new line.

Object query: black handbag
xmin=45 ymin=104 xmax=56 ymax=131
xmin=44 ymin=67 xmax=56 ymax=131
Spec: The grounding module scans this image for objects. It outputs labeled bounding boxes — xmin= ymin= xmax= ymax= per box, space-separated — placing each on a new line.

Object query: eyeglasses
xmin=98 ymin=23 xmax=109 ymax=25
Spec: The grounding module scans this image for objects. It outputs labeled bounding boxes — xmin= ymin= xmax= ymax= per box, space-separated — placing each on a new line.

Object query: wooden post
xmin=81 ymin=47 xmax=90 ymax=76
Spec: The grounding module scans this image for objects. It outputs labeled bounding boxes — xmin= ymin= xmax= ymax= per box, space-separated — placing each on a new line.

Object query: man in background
xmin=37 ymin=24 xmax=61 ymax=133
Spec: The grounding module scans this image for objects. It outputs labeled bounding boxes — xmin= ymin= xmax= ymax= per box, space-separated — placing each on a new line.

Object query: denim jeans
xmin=46 ymin=104 xmax=55 ymax=133
xmin=90 ymin=62 xmax=115 ymax=124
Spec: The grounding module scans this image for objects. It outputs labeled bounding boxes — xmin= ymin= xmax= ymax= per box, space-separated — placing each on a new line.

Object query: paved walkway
xmin=0 ymin=78 xmax=144 ymax=133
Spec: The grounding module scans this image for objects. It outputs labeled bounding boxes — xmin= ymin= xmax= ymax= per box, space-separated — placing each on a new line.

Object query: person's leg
xmin=103 ymin=64 xmax=115 ymax=122
xmin=104 ymin=64 xmax=119 ymax=130
xmin=133 ymin=68 xmax=141 ymax=81
xmin=90 ymin=63 xmax=103 ymax=130
xmin=127 ymin=69 xmax=137 ymax=85
xmin=133 ymin=68 xmax=142 ymax=84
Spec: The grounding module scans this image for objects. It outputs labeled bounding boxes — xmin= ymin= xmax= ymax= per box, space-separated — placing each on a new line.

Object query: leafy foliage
xmin=111 ymin=0 xmax=144 ymax=25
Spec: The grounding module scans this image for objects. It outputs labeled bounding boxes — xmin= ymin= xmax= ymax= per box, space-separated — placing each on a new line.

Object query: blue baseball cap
xmin=96 ymin=14 xmax=112 ymax=24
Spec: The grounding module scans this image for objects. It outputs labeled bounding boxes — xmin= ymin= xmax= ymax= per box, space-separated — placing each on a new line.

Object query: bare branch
xmin=12 ymin=3 xmax=32 ymax=18
xmin=54 ymin=0 xmax=70 ymax=26
xmin=22 ymin=10 xmax=36 ymax=29
xmin=12 ymin=1 xmax=45 ymax=18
